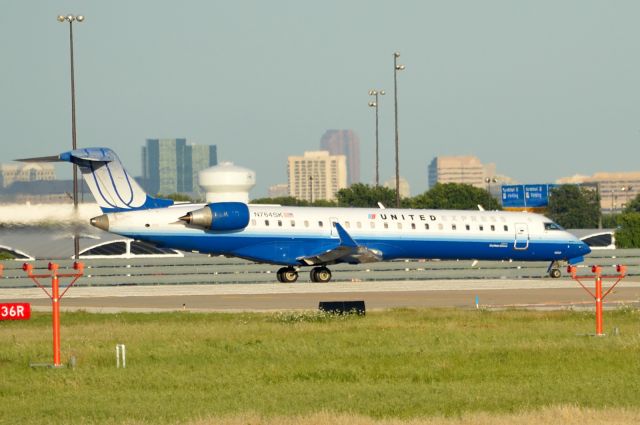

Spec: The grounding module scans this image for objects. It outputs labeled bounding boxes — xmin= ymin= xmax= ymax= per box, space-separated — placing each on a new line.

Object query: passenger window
xmin=357 ymin=222 xmax=362 ymax=229
xmin=384 ymin=223 xmax=389 ymax=229
xmin=465 ymin=224 xmax=470 ymax=231
xmin=479 ymin=225 xmax=484 ymax=231
xmin=425 ymin=223 xmax=430 ymax=230
xmin=438 ymin=223 xmax=443 ymax=230
xmin=251 ymin=219 xmax=256 ymax=226
xmin=397 ymin=223 xmax=402 ymax=230
xmin=370 ymin=222 xmax=375 ymax=229
xmin=490 ymin=225 xmax=495 ymax=231
xmin=318 ymin=221 xmax=324 ymax=228
xmin=290 ymin=220 xmax=295 ymax=227
xmin=304 ymin=220 xmax=309 ymax=228
xmin=504 ymin=225 xmax=509 ymax=231
xmin=345 ymin=221 xmax=350 ymax=228
xmin=411 ymin=223 xmax=416 ymax=230
xmin=277 ymin=220 xmax=282 ymax=227
xmin=265 ymin=220 xmax=270 ymax=226
xmin=452 ymin=224 xmax=457 ymax=231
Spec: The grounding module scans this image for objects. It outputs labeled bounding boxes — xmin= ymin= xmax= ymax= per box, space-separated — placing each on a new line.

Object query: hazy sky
xmin=2 ymin=1 xmax=640 ymax=197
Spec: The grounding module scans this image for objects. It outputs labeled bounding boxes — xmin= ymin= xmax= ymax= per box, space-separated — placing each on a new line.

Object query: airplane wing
xmin=298 ymin=223 xmax=383 ymax=266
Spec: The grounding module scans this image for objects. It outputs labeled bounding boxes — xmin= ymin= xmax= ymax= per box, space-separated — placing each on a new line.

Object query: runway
xmin=2 ymin=278 xmax=640 ymax=312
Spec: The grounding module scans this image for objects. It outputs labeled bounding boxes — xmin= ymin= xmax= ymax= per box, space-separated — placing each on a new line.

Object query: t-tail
xmin=17 ymin=147 xmax=173 ymax=213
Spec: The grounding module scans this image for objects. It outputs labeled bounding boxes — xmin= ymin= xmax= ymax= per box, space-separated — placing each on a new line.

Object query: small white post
xmin=116 ymin=344 xmax=126 ymax=368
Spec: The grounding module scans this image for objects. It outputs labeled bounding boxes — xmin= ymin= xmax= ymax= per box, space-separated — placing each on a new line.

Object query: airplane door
xmin=514 ymin=223 xmax=529 ymax=250
xmin=329 ymin=217 xmax=339 ymax=237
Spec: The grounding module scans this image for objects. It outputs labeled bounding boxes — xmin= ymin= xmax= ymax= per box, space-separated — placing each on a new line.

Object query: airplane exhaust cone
xmin=90 ymin=214 xmax=109 ymax=231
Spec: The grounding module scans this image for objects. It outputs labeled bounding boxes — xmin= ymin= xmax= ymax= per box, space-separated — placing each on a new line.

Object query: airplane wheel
xmin=310 ymin=266 xmax=332 ymax=283
xmin=279 ymin=267 xmax=298 ymax=283
xmin=549 ymin=268 xmax=561 ymax=279
xmin=276 ymin=269 xmax=284 ymax=283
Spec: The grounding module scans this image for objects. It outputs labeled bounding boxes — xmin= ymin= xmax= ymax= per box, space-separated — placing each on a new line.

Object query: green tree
xmin=615 ymin=212 xmax=640 ymax=248
xmin=546 ymin=185 xmax=600 ymax=228
xmin=410 ymin=183 xmax=501 ymax=210
xmin=600 ymin=213 xmax=620 ymax=229
xmin=623 ymin=193 xmax=640 ymax=213
xmin=335 ymin=183 xmax=398 ymax=208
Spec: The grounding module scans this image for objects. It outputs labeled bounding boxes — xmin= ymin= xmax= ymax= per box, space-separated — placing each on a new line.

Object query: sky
xmin=2 ymin=1 xmax=640 ymax=198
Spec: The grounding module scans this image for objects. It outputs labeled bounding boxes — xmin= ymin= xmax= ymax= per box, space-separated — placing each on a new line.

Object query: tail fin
xmin=18 ymin=147 xmax=173 ymax=213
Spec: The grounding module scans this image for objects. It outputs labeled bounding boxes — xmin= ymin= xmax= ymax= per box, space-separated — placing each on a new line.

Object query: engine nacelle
xmin=179 ymin=202 xmax=250 ymax=231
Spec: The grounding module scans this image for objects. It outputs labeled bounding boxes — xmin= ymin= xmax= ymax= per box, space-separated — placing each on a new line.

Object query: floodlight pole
xmin=58 ymin=14 xmax=84 ymax=260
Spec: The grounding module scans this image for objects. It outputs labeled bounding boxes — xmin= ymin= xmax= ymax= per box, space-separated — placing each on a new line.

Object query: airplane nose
xmin=581 ymin=241 xmax=592 ymax=255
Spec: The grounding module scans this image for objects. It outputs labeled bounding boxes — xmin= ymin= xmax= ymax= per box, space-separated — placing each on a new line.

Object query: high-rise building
xmin=142 ymin=138 xmax=217 ymax=196
xmin=428 ymin=156 xmax=496 ymax=189
xmin=0 ymin=163 xmax=56 ymax=188
xmin=557 ymin=171 xmax=640 ymax=213
xmin=287 ymin=151 xmax=347 ymax=202
xmin=189 ymin=144 xmax=218 ymax=198
xmin=320 ymin=130 xmax=360 ymax=185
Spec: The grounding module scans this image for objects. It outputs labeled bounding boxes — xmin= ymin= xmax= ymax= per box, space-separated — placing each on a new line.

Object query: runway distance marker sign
xmin=0 ymin=303 xmax=31 ymax=320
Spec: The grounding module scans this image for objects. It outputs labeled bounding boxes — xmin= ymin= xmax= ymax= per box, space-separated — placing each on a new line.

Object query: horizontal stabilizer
xmin=15 ymin=155 xmax=61 ymax=163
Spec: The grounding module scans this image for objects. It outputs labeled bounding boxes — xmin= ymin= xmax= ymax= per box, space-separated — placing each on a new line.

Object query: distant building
xmin=428 ymin=156 xmax=496 ymax=189
xmin=268 ymin=183 xmax=289 ymax=198
xmin=383 ymin=177 xmax=411 ymax=199
xmin=557 ymin=171 xmax=640 ymax=213
xmin=287 ymin=151 xmax=347 ymax=202
xmin=320 ymin=130 xmax=360 ymax=185
xmin=0 ymin=163 xmax=55 ymax=188
xmin=142 ymin=138 xmax=217 ymax=196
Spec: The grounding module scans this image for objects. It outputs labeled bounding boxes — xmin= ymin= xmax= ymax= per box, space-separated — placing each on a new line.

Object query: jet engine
xmin=179 ymin=202 xmax=250 ymax=231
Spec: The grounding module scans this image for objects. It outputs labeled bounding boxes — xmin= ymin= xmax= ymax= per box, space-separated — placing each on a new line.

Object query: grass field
xmin=1 ymin=308 xmax=640 ymax=424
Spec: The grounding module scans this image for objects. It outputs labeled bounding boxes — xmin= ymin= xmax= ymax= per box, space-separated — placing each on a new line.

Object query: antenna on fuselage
xmin=477 ymin=205 xmax=485 ymax=211
xmin=378 ymin=202 xmax=386 ymax=209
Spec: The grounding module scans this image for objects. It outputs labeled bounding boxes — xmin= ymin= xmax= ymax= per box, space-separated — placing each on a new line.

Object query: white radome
xmin=198 ymin=162 xmax=256 ymax=203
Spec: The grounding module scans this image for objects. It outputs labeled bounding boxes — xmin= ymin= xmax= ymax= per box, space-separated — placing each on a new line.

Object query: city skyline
xmin=2 ymin=1 xmax=640 ymax=198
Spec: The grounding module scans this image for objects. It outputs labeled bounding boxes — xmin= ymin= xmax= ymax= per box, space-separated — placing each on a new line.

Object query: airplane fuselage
xmin=98 ymin=204 xmax=590 ymax=266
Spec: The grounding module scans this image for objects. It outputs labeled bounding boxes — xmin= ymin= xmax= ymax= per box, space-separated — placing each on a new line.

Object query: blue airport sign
xmin=501 ymin=184 xmax=557 ymax=208
xmin=501 ymin=185 xmax=525 ymax=207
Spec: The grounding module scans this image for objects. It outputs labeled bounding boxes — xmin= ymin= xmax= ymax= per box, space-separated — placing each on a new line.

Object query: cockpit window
xmin=544 ymin=222 xmax=564 ymax=231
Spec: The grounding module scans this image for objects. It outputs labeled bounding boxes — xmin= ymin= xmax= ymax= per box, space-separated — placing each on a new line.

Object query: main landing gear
xmin=310 ymin=266 xmax=332 ymax=283
xmin=275 ymin=266 xmax=333 ymax=283
xmin=276 ymin=267 xmax=298 ymax=283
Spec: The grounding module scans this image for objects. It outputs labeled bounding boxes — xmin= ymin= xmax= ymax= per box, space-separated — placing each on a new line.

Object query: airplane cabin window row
xmin=250 ymin=218 xmax=510 ymax=232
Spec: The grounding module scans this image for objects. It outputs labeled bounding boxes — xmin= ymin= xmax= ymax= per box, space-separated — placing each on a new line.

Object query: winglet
xmin=334 ymin=223 xmax=358 ymax=248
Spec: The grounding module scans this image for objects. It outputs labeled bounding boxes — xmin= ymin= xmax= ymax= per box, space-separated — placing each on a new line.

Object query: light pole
xmin=58 ymin=14 xmax=84 ymax=260
xmin=368 ymin=89 xmax=385 ymax=186
xmin=620 ymin=186 xmax=633 ymax=211
xmin=393 ymin=52 xmax=405 ymax=208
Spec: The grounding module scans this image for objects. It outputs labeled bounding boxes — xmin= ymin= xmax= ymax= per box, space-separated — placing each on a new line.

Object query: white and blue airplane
xmin=20 ymin=147 xmax=590 ymax=282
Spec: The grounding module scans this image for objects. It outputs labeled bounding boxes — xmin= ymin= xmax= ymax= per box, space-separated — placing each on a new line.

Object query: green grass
xmin=1 ymin=308 xmax=640 ymax=424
